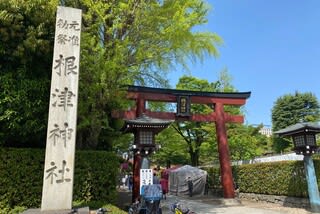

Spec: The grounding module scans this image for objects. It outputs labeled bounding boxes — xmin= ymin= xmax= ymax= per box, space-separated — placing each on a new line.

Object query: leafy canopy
xmin=154 ymin=71 xmax=270 ymax=166
xmin=76 ymin=0 xmax=223 ymax=148
xmin=0 ymin=0 xmax=222 ymax=148
xmin=0 ymin=0 xmax=56 ymax=147
xmin=271 ymin=91 xmax=320 ymax=152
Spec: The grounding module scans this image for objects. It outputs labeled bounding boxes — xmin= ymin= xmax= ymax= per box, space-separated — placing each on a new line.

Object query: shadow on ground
xmin=116 ymin=188 xmax=132 ymax=211
xmin=115 ymin=188 xmax=237 ymax=213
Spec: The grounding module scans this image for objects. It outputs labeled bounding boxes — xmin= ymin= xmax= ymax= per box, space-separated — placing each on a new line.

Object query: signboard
xmin=41 ymin=6 xmax=82 ymax=211
xmin=140 ymin=169 xmax=153 ymax=193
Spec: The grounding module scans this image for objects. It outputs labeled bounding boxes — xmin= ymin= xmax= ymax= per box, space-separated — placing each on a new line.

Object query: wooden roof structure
xmin=275 ymin=122 xmax=320 ymax=136
xmin=113 ymin=85 xmax=251 ymax=123
xmin=122 ymin=113 xmax=173 ymax=134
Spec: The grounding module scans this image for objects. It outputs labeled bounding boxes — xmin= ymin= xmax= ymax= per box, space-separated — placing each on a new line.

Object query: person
xmin=234 ymin=179 xmax=240 ymax=198
xmin=153 ymin=172 xmax=160 ymax=184
xmin=160 ymin=177 xmax=168 ymax=200
xmin=118 ymin=174 xmax=122 ymax=188
xmin=121 ymin=175 xmax=127 ymax=189
xmin=187 ymin=176 xmax=193 ymax=197
xmin=128 ymin=174 xmax=133 ymax=191
xmin=204 ymin=174 xmax=209 ymax=195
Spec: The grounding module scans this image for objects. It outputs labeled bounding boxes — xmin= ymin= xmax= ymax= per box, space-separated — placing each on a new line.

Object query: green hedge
xmin=0 ymin=148 xmax=119 ymax=210
xmin=236 ymin=161 xmax=308 ymax=197
xmin=206 ymin=160 xmax=320 ymax=198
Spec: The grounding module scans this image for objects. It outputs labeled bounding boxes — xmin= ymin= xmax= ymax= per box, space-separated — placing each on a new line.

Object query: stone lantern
xmin=122 ymin=114 xmax=172 ymax=202
xmin=275 ymin=122 xmax=320 ymax=212
xmin=275 ymin=122 xmax=320 ymax=155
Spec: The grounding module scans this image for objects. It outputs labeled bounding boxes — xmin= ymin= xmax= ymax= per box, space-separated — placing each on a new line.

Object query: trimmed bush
xmin=0 ymin=148 xmax=119 ymax=210
xmin=236 ymin=161 xmax=308 ymax=197
xmin=206 ymin=160 xmax=320 ymax=198
xmin=0 ymin=148 xmax=44 ymax=209
xmin=73 ymin=150 xmax=119 ymax=203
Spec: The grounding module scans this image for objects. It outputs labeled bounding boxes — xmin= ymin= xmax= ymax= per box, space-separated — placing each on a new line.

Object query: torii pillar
xmin=129 ymin=96 xmax=145 ymax=203
xmin=133 ymin=97 xmax=144 ymax=202
xmin=215 ymin=102 xmax=234 ymax=198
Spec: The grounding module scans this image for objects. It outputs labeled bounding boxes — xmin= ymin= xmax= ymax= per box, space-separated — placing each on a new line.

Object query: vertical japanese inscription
xmin=45 ymin=160 xmax=71 ymax=184
xmin=54 ymin=55 xmax=78 ymax=76
xmin=42 ymin=6 xmax=82 ymax=211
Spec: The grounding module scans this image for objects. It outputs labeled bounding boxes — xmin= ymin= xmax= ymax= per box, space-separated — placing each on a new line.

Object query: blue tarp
xmin=141 ymin=184 xmax=162 ymax=201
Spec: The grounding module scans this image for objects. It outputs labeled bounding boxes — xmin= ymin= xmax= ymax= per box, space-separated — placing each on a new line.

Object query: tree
xmin=168 ymin=75 xmax=219 ymax=166
xmin=68 ymin=0 xmax=223 ymax=148
xmin=0 ymin=0 xmax=222 ymax=148
xmin=228 ymin=124 xmax=269 ymax=160
xmin=153 ymin=127 xmax=190 ymax=168
xmin=153 ymin=72 xmax=269 ymax=166
xmin=271 ymin=92 xmax=320 ymax=152
xmin=0 ymin=0 xmax=56 ymax=147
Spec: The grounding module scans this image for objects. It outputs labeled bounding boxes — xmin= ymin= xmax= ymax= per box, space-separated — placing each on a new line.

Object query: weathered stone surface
xmin=23 ymin=207 xmax=89 ymax=214
xmin=239 ymin=193 xmax=310 ymax=209
xmin=41 ymin=6 xmax=82 ymax=211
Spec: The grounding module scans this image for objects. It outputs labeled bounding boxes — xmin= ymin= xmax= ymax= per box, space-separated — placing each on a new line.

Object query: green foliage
xmin=207 ymin=161 xmax=314 ymax=198
xmin=204 ymin=167 xmax=221 ymax=190
xmin=0 ymin=148 xmax=119 ymax=211
xmin=0 ymin=0 xmax=56 ymax=69
xmin=271 ymin=92 xmax=320 ymax=152
xmin=73 ymin=151 xmax=119 ymax=203
xmin=272 ymin=92 xmax=320 ymax=131
xmin=0 ymin=73 xmax=50 ymax=147
xmin=176 ymin=75 xmax=220 ymax=92
xmin=73 ymin=201 xmax=127 ymax=214
xmin=228 ymin=124 xmax=269 ymax=161
xmin=155 ymin=71 xmax=268 ymax=166
xmin=153 ymin=126 xmax=190 ymax=167
xmin=0 ymin=0 xmax=56 ymax=147
xmin=0 ymin=148 xmax=44 ymax=210
xmin=71 ymin=0 xmax=222 ymax=148
xmin=173 ymin=75 xmax=219 ymax=166
xmin=272 ymin=136 xmax=291 ymax=154
xmin=0 ymin=0 xmax=222 ymax=149
xmin=170 ymin=71 xmax=262 ymax=166
xmin=0 ymin=205 xmax=27 ymax=214
xmin=237 ymin=162 xmax=308 ymax=197
xmin=215 ymin=67 xmax=236 ymax=93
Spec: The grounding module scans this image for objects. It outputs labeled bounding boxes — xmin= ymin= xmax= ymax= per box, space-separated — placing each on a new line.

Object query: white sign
xmin=41 ymin=6 xmax=82 ymax=211
xmin=140 ymin=169 xmax=153 ymax=193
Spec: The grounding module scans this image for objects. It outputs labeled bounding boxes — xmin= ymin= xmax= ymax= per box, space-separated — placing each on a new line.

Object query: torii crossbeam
xmin=113 ymin=85 xmax=251 ymax=200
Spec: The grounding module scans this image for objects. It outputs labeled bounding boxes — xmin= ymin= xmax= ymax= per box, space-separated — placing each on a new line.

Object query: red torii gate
xmin=114 ymin=85 xmax=251 ymax=199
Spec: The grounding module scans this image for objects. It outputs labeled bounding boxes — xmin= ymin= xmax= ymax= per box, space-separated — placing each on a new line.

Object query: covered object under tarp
xmin=169 ymin=165 xmax=207 ymax=196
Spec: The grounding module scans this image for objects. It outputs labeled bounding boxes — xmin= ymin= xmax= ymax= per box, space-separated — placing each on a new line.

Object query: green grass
xmin=0 ymin=201 xmax=127 ymax=214
xmin=73 ymin=201 xmax=127 ymax=214
xmin=0 ymin=206 xmax=27 ymax=214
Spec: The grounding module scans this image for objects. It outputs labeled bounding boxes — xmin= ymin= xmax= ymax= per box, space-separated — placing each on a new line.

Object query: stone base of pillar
xmin=22 ymin=207 xmax=90 ymax=214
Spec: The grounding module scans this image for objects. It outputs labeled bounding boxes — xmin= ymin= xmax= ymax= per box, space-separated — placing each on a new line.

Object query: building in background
xmin=258 ymin=125 xmax=272 ymax=137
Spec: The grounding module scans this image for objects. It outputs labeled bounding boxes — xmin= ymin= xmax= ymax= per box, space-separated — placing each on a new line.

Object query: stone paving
xmin=160 ymin=194 xmax=312 ymax=214
xmin=117 ymin=188 xmax=312 ymax=214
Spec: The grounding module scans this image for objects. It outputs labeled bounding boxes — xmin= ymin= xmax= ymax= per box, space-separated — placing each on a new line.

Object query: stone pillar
xmin=304 ymin=155 xmax=320 ymax=212
xmin=41 ymin=6 xmax=82 ymax=211
xmin=215 ymin=102 xmax=235 ymax=198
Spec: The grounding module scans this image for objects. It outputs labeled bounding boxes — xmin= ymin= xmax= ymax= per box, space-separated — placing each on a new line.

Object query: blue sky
xmin=168 ymin=0 xmax=320 ymax=126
